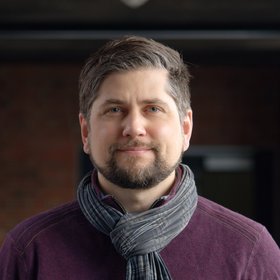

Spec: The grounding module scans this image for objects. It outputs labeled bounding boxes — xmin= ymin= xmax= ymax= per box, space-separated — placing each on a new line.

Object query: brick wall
xmin=190 ymin=65 xmax=280 ymax=147
xmin=0 ymin=63 xmax=81 ymax=244
xmin=0 ymin=62 xmax=279 ymax=245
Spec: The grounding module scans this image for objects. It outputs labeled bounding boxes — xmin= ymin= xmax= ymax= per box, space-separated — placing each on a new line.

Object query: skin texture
xmin=79 ymin=68 xmax=192 ymax=212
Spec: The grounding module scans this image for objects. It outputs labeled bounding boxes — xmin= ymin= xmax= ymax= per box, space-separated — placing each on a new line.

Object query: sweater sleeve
xmin=0 ymin=234 xmax=28 ymax=280
xmin=243 ymin=227 xmax=280 ymax=279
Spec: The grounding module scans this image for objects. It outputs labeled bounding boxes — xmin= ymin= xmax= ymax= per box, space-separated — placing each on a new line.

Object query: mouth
xmin=110 ymin=140 xmax=158 ymax=157
xmin=116 ymin=147 xmax=153 ymax=155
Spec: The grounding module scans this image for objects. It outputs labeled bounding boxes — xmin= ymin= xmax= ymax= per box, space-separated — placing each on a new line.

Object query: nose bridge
xmin=122 ymin=107 xmax=146 ymax=137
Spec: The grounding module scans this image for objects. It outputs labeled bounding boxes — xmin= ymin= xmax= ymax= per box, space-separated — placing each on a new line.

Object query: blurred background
xmin=0 ymin=0 xmax=279 ymax=246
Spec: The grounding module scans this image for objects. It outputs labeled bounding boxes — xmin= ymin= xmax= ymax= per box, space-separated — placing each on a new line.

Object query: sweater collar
xmin=91 ymin=166 xmax=183 ymax=213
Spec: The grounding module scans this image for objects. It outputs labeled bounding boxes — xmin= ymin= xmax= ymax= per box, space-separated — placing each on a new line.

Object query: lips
xmin=109 ymin=140 xmax=158 ymax=155
xmin=118 ymin=147 xmax=152 ymax=152
xmin=116 ymin=147 xmax=153 ymax=157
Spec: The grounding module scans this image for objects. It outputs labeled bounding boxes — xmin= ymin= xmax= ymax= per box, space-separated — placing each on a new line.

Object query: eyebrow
xmin=101 ymin=98 xmax=169 ymax=106
xmin=141 ymin=98 xmax=169 ymax=106
xmin=101 ymin=99 xmax=125 ymax=105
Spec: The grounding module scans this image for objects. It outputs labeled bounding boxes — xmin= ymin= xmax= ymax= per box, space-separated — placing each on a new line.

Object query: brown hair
xmin=79 ymin=36 xmax=191 ymax=122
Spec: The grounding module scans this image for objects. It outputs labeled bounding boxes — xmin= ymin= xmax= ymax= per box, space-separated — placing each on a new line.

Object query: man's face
xmin=79 ymin=68 xmax=192 ymax=189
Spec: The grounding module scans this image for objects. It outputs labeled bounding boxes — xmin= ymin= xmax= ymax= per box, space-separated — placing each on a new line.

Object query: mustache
xmin=109 ymin=140 xmax=160 ymax=153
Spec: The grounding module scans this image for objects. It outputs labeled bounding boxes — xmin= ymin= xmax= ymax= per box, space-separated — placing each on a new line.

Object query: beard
xmin=90 ymin=140 xmax=183 ymax=190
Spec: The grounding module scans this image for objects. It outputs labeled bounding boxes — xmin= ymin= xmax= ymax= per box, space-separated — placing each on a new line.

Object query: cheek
xmin=91 ymin=121 xmax=117 ymax=141
xmin=155 ymin=123 xmax=184 ymax=155
xmin=89 ymin=125 xmax=118 ymax=158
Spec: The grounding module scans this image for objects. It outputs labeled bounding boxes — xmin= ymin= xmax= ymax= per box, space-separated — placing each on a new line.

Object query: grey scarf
xmin=77 ymin=164 xmax=198 ymax=280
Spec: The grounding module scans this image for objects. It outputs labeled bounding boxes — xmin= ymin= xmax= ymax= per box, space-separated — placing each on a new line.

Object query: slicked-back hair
xmin=79 ymin=36 xmax=191 ymax=122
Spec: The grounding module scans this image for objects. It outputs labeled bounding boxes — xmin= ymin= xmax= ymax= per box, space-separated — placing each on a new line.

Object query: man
xmin=0 ymin=36 xmax=279 ymax=279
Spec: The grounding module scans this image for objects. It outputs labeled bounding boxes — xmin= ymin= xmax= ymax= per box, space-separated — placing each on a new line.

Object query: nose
xmin=122 ymin=111 xmax=147 ymax=138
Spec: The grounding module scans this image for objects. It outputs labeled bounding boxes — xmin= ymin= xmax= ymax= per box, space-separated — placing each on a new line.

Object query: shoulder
xmin=193 ymin=196 xmax=280 ymax=276
xmin=6 ymin=201 xmax=87 ymax=253
xmin=195 ymin=196 xmax=265 ymax=243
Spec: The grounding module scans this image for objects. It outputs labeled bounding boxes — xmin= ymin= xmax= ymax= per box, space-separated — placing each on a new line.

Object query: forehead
xmin=95 ymin=68 xmax=172 ymax=102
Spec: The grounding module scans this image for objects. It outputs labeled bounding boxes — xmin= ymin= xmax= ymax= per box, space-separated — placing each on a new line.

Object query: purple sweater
xmin=0 ymin=196 xmax=279 ymax=279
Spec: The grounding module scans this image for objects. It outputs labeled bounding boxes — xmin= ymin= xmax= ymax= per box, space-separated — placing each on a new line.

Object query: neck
xmin=97 ymin=171 xmax=176 ymax=213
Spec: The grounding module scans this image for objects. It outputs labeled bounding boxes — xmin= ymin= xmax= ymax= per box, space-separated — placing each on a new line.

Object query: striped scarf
xmin=77 ymin=164 xmax=197 ymax=280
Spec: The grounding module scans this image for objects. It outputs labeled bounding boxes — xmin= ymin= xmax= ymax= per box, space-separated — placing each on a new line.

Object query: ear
xmin=182 ymin=110 xmax=193 ymax=152
xmin=79 ymin=113 xmax=90 ymax=154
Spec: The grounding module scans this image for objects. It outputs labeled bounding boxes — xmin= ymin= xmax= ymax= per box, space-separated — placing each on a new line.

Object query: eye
xmin=109 ymin=107 xmax=122 ymax=113
xmin=146 ymin=106 xmax=161 ymax=113
xmin=105 ymin=106 xmax=123 ymax=114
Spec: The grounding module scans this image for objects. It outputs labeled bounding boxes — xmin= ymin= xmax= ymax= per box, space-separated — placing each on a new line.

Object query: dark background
xmin=0 ymin=0 xmax=279 ymax=245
